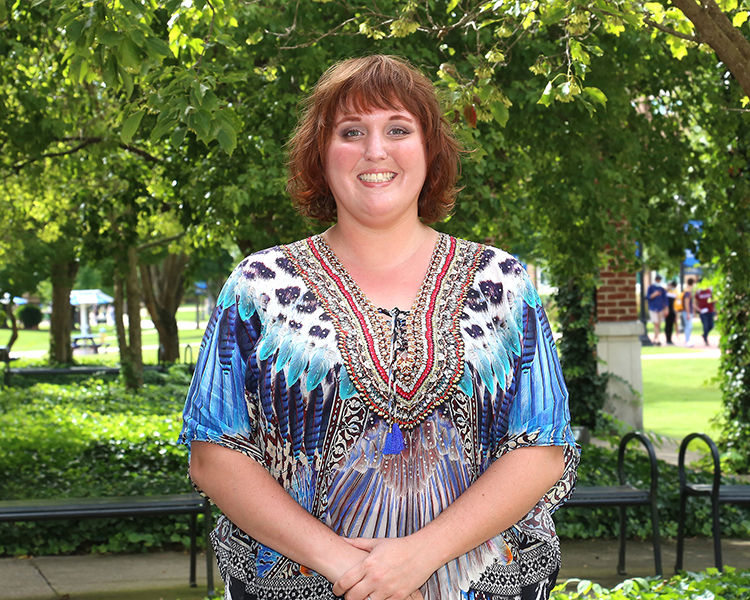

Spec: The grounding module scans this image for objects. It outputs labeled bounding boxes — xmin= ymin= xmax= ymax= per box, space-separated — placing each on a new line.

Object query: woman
xmin=180 ymin=55 xmax=579 ymax=600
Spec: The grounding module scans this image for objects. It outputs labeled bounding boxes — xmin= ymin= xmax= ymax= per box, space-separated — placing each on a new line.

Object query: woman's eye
xmin=389 ymin=127 xmax=409 ymax=136
xmin=342 ymin=128 xmax=363 ymax=139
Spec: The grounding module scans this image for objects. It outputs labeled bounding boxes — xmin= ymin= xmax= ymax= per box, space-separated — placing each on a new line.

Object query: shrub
xmin=0 ymin=366 xmax=205 ymax=556
xmin=16 ymin=304 xmax=43 ymax=329
xmin=552 ymin=567 xmax=750 ymax=600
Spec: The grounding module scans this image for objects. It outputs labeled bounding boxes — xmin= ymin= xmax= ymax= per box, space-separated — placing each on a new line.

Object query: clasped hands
xmin=331 ymin=536 xmax=434 ymax=600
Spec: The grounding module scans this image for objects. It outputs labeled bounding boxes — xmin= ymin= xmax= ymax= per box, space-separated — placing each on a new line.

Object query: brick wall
xmin=597 ymin=268 xmax=639 ymax=322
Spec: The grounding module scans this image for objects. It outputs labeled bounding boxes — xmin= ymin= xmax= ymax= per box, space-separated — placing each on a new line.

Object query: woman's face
xmin=324 ymin=105 xmax=427 ymax=230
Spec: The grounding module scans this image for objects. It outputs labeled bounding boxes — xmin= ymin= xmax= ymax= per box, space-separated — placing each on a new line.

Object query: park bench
xmin=0 ymin=492 xmax=216 ymax=596
xmin=676 ymin=432 xmax=750 ymax=572
xmin=562 ymin=431 xmax=662 ymax=576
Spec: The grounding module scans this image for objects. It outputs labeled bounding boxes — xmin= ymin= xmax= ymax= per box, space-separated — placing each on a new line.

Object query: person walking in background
xmin=682 ymin=278 xmax=696 ymax=347
xmin=665 ymin=281 xmax=678 ymax=345
xmin=646 ymin=274 xmax=668 ymax=346
xmin=695 ymin=283 xmax=716 ymax=346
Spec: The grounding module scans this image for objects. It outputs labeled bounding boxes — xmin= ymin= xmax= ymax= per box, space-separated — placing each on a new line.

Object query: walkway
xmin=2 ymin=537 xmax=749 ymax=600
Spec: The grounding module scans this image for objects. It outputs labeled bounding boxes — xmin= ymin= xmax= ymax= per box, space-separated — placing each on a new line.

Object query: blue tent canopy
xmin=69 ymin=289 xmax=114 ymax=306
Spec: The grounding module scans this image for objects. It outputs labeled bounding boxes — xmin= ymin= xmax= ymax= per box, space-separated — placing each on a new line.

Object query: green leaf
xmin=194 ymin=109 xmax=212 ymax=138
xmin=150 ymin=117 xmax=179 ymax=143
xmin=66 ymin=18 xmax=86 ymax=43
xmin=490 ymin=101 xmax=509 ymax=127
xmin=99 ymin=31 xmax=124 ymax=48
xmin=217 ymin=125 xmax=236 ymax=155
xmin=120 ymin=38 xmax=141 ymax=69
xmin=537 ymin=81 xmax=554 ymax=106
xmin=446 ymin=0 xmax=460 ymax=13
xmin=0 ymin=1 xmax=7 ymax=21
xmin=121 ymin=110 xmax=145 ymax=144
xmin=69 ymin=55 xmax=84 ymax=84
xmin=583 ymin=86 xmax=607 ymax=107
xmin=170 ymin=127 xmax=187 ymax=149
xmin=733 ymin=11 xmax=749 ymax=27
xmin=201 ymin=89 xmax=219 ymax=112
xmin=144 ymin=37 xmax=172 ymax=58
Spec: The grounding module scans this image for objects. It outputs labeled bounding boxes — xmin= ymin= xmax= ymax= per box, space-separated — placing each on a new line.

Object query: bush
xmin=552 ymin=567 xmax=750 ymax=600
xmin=16 ymin=304 xmax=43 ymax=329
xmin=0 ymin=366 xmax=205 ymax=556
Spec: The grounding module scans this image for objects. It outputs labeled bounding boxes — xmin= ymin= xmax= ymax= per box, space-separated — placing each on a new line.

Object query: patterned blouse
xmin=180 ymin=233 xmax=579 ymax=600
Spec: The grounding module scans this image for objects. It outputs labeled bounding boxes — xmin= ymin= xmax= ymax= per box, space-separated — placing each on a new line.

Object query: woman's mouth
xmin=358 ymin=172 xmax=396 ymax=183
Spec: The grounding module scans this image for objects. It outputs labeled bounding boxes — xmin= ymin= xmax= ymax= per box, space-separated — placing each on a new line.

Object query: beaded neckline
xmin=283 ymin=233 xmax=486 ymax=431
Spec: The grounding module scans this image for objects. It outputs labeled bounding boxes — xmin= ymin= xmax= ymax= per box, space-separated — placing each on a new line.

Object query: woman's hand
xmin=332 ymin=537 xmax=436 ymax=600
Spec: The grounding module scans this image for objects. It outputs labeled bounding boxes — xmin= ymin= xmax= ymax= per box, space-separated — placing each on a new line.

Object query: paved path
xmin=2 ymin=538 xmax=749 ymax=600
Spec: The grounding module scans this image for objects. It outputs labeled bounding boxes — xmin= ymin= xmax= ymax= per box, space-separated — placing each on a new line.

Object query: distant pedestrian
xmin=682 ymin=278 xmax=696 ymax=347
xmin=646 ymin=275 xmax=668 ymax=345
xmin=695 ymin=283 xmax=716 ymax=346
xmin=665 ymin=281 xmax=678 ymax=345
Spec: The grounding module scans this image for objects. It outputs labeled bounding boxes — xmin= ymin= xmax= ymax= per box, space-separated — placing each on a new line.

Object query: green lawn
xmin=4 ymin=317 xmax=725 ymax=441
xmin=642 ymin=357 xmax=723 ymax=440
xmin=3 ymin=321 xmax=207 ymax=365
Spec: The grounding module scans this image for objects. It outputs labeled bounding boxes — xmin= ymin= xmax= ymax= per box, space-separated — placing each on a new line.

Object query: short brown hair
xmin=287 ymin=55 xmax=462 ymax=224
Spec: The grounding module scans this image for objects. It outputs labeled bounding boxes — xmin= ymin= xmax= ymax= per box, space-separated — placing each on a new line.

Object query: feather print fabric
xmin=180 ymin=234 xmax=579 ymax=600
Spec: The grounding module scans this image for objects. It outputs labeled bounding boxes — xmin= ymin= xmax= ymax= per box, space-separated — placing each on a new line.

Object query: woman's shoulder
xmin=220 ymin=238 xmax=314 ymax=297
xmin=449 ymin=235 xmax=529 ymax=283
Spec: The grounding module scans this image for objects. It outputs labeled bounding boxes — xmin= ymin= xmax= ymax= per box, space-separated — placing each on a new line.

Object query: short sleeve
xmin=498 ymin=271 xmax=579 ymax=511
xmin=178 ymin=263 xmax=263 ymax=463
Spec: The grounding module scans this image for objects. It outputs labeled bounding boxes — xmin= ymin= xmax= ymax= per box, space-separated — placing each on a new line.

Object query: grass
xmin=2 ymin=320 xmax=207 ymax=365
xmin=641 ymin=356 xmax=723 ymax=440
xmin=4 ymin=312 xmax=725 ymax=442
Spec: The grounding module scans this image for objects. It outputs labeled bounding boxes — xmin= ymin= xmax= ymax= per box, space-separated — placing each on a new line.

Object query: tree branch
xmin=642 ymin=16 xmax=700 ymax=42
xmin=137 ymin=232 xmax=186 ymax=251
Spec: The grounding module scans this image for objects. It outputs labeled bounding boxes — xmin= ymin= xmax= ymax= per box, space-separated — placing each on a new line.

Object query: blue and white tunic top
xmin=180 ymin=233 xmax=579 ymax=600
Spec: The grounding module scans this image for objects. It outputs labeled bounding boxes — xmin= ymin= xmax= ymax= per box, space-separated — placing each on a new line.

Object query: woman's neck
xmin=321 ymin=220 xmax=437 ymax=272
xmin=320 ymin=221 xmax=439 ymax=310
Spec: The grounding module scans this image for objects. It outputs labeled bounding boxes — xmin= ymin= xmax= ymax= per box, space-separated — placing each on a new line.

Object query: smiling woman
xmin=179 ymin=55 xmax=579 ymax=600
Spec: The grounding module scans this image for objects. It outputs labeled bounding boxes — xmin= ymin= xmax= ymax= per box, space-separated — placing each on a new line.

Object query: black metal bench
xmin=676 ymin=432 xmax=750 ymax=572
xmin=0 ymin=493 xmax=215 ymax=596
xmin=563 ymin=431 xmax=662 ymax=576
xmin=3 ymin=364 xmax=165 ymax=386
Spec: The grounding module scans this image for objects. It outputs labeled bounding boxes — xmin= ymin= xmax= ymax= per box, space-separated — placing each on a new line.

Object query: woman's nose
xmin=364 ymin=133 xmax=388 ymax=160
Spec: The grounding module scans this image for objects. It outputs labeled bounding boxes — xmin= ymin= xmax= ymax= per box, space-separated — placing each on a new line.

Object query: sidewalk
xmin=2 ymin=537 xmax=750 ymax=600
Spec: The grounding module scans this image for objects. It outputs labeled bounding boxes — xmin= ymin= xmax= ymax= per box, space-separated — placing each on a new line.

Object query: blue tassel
xmin=384 ymin=422 xmax=405 ymax=455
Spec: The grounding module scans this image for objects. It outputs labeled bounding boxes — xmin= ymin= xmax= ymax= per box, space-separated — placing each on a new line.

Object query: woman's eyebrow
xmin=334 ymin=113 xmax=417 ymax=126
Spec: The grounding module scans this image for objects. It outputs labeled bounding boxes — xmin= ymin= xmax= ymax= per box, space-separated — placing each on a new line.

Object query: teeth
xmin=358 ymin=172 xmax=396 ymax=183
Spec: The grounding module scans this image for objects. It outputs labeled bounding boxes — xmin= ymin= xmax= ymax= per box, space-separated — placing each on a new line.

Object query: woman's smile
xmin=324 ymin=106 xmax=427 ymax=227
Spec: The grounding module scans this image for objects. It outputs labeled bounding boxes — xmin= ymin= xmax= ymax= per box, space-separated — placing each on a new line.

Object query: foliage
xmin=0 ymin=366 xmax=205 ymax=557
xmin=16 ymin=303 xmax=43 ymax=329
xmin=553 ymin=443 xmax=750 ymax=541
xmin=551 ymin=567 xmax=750 ymax=600
xmin=555 ymin=280 xmax=608 ymax=429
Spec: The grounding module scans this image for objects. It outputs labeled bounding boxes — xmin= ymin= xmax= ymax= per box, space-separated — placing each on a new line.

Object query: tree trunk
xmin=671 ymin=0 xmax=750 ymax=98
xmin=125 ymin=245 xmax=143 ymax=388
xmin=3 ymin=302 xmax=19 ymax=352
xmin=115 ymin=245 xmax=143 ymax=389
xmin=140 ymin=252 xmax=188 ymax=364
xmin=49 ymin=259 xmax=79 ymax=364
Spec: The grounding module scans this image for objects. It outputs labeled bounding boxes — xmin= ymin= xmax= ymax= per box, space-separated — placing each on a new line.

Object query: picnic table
xmin=71 ymin=334 xmax=105 ymax=354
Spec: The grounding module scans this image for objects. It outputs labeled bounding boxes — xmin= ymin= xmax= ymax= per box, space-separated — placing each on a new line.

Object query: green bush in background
xmin=552 ymin=568 xmax=750 ymax=600
xmin=16 ymin=304 xmax=43 ymax=329
xmin=1 ymin=367 xmax=749 ymax=557
xmin=0 ymin=366 xmax=204 ymax=556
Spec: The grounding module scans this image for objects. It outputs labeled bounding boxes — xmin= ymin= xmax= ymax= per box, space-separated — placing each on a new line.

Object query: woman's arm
xmin=333 ymin=444 xmax=565 ymax=600
xmin=190 ymin=441 xmax=369 ymax=584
